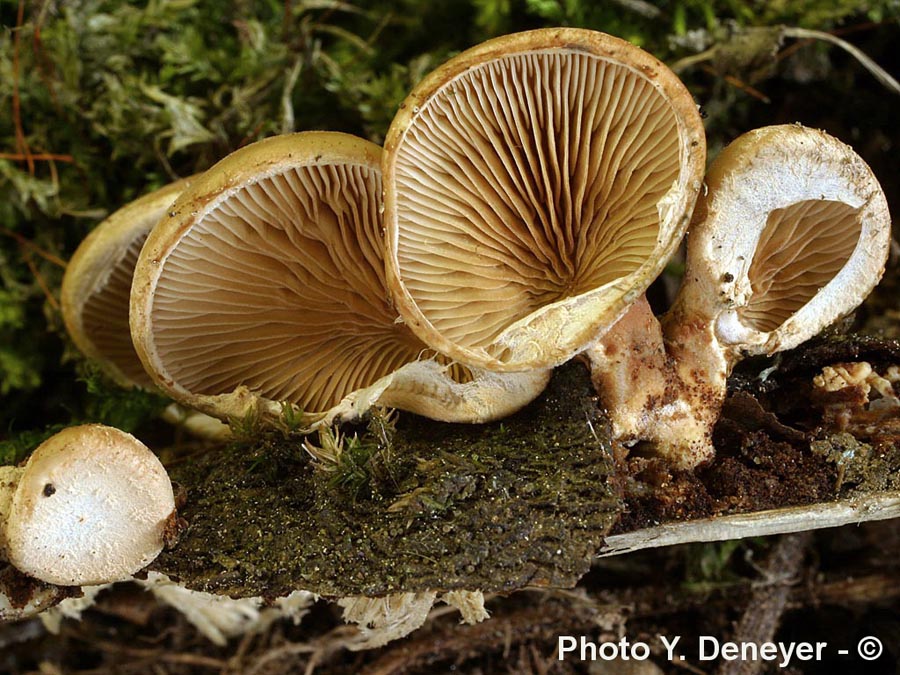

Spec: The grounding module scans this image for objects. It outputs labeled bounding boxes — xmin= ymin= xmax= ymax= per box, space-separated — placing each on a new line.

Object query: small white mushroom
xmin=589 ymin=124 xmax=892 ymax=467
xmin=0 ymin=424 xmax=175 ymax=586
xmin=130 ymin=131 xmax=549 ymax=428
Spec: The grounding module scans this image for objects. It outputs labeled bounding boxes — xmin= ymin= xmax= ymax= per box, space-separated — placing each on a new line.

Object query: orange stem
xmin=0 ymin=152 xmax=74 ymax=163
xmin=12 ymin=0 xmax=34 ymax=175
xmin=0 ymin=227 xmax=68 ymax=268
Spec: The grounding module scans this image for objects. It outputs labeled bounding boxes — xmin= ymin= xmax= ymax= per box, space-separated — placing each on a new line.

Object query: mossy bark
xmin=152 ymin=362 xmax=621 ymax=598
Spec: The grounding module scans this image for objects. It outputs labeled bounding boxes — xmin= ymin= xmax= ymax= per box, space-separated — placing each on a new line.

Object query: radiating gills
xmin=393 ymin=50 xmax=680 ymax=350
xmin=743 ymin=200 xmax=863 ymax=332
xmin=151 ymin=163 xmax=430 ymax=411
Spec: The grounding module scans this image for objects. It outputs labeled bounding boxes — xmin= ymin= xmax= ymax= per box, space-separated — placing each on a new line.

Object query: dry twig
xmin=715 ymin=532 xmax=814 ymax=675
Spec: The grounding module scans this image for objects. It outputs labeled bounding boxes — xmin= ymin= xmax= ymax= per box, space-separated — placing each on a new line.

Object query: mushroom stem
xmin=589 ymin=125 xmax=891 ymax=470
xmin=160 ymin=404 xmax=232 ymax=440
xmin=586 ymin=296 xmax=669 ymax=439
xmin=586 ymin=295 xmax=724 ymax=468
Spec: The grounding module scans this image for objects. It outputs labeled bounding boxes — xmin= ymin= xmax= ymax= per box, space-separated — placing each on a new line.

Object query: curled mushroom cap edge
xmin=383 ymin=27 xmax=707 ymax=373
xmin=590 ymin=123 xmax=893 ymax=468
xmin=62 ymin=179 xmax=190 ymax=390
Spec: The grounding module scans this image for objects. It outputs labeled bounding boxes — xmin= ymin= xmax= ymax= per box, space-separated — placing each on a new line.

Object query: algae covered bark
xmin=152 ymin=362 xmax=621 ymax=598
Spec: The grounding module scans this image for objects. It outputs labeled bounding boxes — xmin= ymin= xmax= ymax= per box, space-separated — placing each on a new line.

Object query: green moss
xmin=1 ymin=2 xmax=898 ymax=610
xmin=0 ymin=424 xmax=64 ymax=466
xmin=153 ymin=362 xmax=621 ymax=598
xmin=811 ymin=433 xmax=900 ymax=493
xmin=77 ymin=364 xmax=170 ymax=432
xmin=0 ymin=364 xmax=168 ymax=465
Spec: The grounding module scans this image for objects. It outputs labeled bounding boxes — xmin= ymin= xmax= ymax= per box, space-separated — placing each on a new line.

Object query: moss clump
xmin=811 ymin=432 xmax=900 ymax=493
xmin=153 ymin=362 xmax=621 ymax=598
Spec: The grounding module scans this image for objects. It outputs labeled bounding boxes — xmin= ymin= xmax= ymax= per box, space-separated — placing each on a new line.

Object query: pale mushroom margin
xmin=590 ymin=124 xmax=892 ymax=467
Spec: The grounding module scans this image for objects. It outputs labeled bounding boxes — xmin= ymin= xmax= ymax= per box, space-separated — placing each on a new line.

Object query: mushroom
xmin=383 ymin=27 xmax=706 ymax=373
xmin=0 ymin=424 xmax=175 ymax=586
xmin=61 ymin=179 xmax=229 ymax=439
xmin=588 ymin=124 xmax=892 ymax=467
xmin=62 ymin=180 xmax=190 ymax=390
xmin=130 ymin=131 xmax=549 ymax=427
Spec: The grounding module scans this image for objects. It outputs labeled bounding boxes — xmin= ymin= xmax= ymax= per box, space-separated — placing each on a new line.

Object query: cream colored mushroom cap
xmin=61 ymin=179 xmax=190 ymax=389
xmin=683 ymin=124 xmax=892 ymax=359
xmin=384 ymin=28 xmax=706 ymax=372
xmin=130 ymin=131 xmax=463 ymax=423
xmin=2 ymin=424 xmax=175 ymax=586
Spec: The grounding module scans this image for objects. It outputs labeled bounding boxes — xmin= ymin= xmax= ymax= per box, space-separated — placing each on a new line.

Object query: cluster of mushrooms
xmin=3 ymin=27 xmax=892 ymax=633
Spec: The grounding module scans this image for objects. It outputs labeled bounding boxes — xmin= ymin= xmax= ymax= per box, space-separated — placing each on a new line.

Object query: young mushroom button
xmin=383 ymin=27 xmax=706 ymax=372
xmin=130 ymin=131 xmax=549 ymax=428
xmin=589 ymin=124 xmax=892 ymax=468
xmin=0 ymin=424 xmax=175 ymax=587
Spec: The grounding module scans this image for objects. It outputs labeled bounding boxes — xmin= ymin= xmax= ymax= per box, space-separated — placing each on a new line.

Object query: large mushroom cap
xmin=61 ymin=180 xmax=190 ymax=389
xmin=384 ymin=28 xmax=706 ymax=372
xmin=2 ymin=424 xmax=175 ymax=586
xmin=676 ymin=124 xmax=892 ymax=360
xmin=131 ymin=132 xmax=508 ymax=424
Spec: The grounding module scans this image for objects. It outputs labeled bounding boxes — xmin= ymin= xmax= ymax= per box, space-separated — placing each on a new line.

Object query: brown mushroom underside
xmin=392 ymin=50 xmax=682 ymax=353
xmin=149 ymin=163 xmax=431 ymax=412
xmin=81 ymin=232 xmax=156 ymax=388
xmin=743 ymin=199 xmax=863 ymax=333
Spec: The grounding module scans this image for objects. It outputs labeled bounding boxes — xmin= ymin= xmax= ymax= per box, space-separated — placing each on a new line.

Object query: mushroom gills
xmin=589 ymin=125 xmax=892 ymax=469
xmin=132 ymin=132 xmax=548 ymax=427
xmin=80 ymin=232 xmax=155 ymax=386
xmin=384 ymin=28 xmax=705 ymax=372
xmin=61 ymin=180 xmax=188 ymax=389
xmin=739 ymin=199 xmax=863 ymax=334
xmin=61 ymin=178 xmax=229 ymax=439
xmin=683 ymin=125 xmax=890 ymax=361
